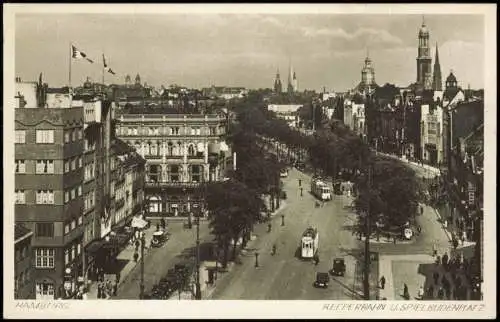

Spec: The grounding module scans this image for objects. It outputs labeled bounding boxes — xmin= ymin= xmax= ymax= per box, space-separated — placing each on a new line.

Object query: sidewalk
xmin=84 ymin=225 xmax=159 ymax=299
xmin=376 ymin=152 xmax=441 ymax=176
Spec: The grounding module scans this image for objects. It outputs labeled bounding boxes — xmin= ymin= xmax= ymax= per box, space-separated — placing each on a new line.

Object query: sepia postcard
xmin=3 ymin=3 xmax=496 ymax=319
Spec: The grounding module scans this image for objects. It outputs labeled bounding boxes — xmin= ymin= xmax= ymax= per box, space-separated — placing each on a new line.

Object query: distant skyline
xmin=15 ymin=13 xmax=485 ymax=91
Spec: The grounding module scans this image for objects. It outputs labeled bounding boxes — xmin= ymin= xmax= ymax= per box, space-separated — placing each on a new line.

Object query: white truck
xmin=301 ymin=227 xmax=319 ymax=259
xmin=311 ymin=178 xmax=332 ymax=201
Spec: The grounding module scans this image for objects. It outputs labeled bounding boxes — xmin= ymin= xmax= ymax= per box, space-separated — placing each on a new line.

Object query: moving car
xmin=150 ymin=230 xmax=169 ymax=247
xmin=331 ymin=258 xmax=346 ymax=276
xmin=314 ymin=272 xmax=330 ymax=288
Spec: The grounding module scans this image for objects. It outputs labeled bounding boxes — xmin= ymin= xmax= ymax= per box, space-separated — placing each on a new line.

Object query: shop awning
xmin=131 ymin=216 xmax=149 ymax=229
xmin=85 ymin=239 xmax=107 ymax=255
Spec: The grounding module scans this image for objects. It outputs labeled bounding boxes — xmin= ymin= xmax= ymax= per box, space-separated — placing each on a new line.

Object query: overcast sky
xmin=15 ymin=13 xmax=485 ymax=91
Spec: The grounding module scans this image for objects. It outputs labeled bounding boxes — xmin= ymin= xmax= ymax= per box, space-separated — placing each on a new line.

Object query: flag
xmin=72 ymin=45 xmax=94 ymax=63
xmin=102 ymin=54 xmax=116 ymax=75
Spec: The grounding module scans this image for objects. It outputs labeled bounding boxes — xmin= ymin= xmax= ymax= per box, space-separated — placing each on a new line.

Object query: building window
xmin=77 ymin=128 xmax=83 ymax=140
xmin=170 ymin=165 xmax=180 ymax=182
xmin=77 ymin=185 xmax=82 ymax=197
xmin=35 ymin=248 xmax=55 ymax=268
xmin=15 ymin=190 xmax=25 ymax=204
xmin=191 ymin=127 xmax=201 ymax=136
xmin=70 ymin=188 xmax=76 ymax=200
xmin=64 ymin=191 xmax=70 ymax=203
xmin=36 ymin=160 xmax=54 ymax=174
xmin=64 ymin=160 xmax=70 ymax=173
xmin=64 ymin=223 xmax=70 ymax=235
xmin=15 ymin=160 xmax=26 ymax=174
xmin=78 ymin=157 xmax=83 ymax=168
xmin=209 ymin=127 xmax=217 ymax=135
xmin=15 ymin=130 xmax=26 ymax=144
xmin=188 ymin=144 xmax=195 ymax=156
xmin=71 ymin=158 xmax=76 ymax=171
xmin=191 ymin=165 xmax=202 ymax=182
xmin=64 ymin=131 xmax=71 ymax=143
xmin=71 ymin=129 xmax=76 ymax=142
xmin=167 ymin=142 xmax=174 ymax=155
xmin=64 ymin=248 xmax=70 ymax=265
xmin=171 ymin=127 xmax=180 ymax=135
xmin=36 ymin=130 xmax=55 ymax=144
xmin=78 ymin=215 xmax=83 ymax=226
xmin=150 ymin=143 xmax=158 ymax=156
xmin=36 ymin=190 xmax=54 ymax=204
xmin=71 ymin=220 xmax=76 ymax=230
xmin=36 ymin=282 xmax=55 ymax=299
xmin=35 ymin=223 xmax=54 ymax=238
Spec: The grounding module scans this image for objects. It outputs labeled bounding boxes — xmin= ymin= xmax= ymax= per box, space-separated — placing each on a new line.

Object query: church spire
xmin=432 ymin=42 xmax=442 ymax=91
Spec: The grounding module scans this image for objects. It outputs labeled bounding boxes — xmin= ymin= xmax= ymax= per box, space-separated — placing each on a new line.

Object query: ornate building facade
xmin=114 ymin=108 xmax=233 ymax=218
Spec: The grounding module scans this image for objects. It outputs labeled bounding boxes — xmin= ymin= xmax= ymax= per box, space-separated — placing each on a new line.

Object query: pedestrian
xmin=156 ymin=222 xmax=160 ymax=231
xmin=97 ymin=282 xmax=102 ymax=299
xmin=445 ymin=285 xmax=452 ymax=300
xmin=161 ymin=218 xmax=166 ymax=230
xmin=420 ymin=205 xmax=424 ymax=216
xmin=417 ymin=286 xmax=424 ymax=300
xmin=442 ymin=252 xmax=449 ymax=268
xmin=452 ymin=238 xmax=459 ymax=250
xmin=133 ymin=252 xmax=139 ymax=262
xmin=436 ymin=255 xmax=441 ymax=265
xmin=380 ymin=276 xmax=386 ymax=290
xmin=403 ymin=283 xmax=409 ymax=300
xmin=427 ymin=285 xmax=435 ymax=298
xmin=433 ymin=271 xmax=440 ymax=285
xmin=432 ymin=243 xmax=437 ymax=257
xmin=298 ymin=179 xmax=302 ymax=187
xmin=112 ymin=279 xmax=118 ymax=296
xmin=116 ymin=272 xmax=121 ymax=284
xmin=437 ymin=287 xmax=445 ymax=300
xmin=300 ymin=187 xmax=303 ymax=196
xmin=393 ymin=236 xmax=397 ymax=244
xmin=461 ymin=231 xmax=466 ymax=245
xmin=417 ymin=225 xmax=422 ymax=235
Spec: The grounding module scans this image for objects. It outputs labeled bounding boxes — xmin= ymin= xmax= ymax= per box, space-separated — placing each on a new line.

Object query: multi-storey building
xmin=15 ymin=79 xmax=88 ymax=299
xmin=114 ymin=107 xmax=232 ymax=218
xmin=267 ymin=104 xmax=302 ymax=128
xmin=14 ymin=76 xmax=145 ymax=299
xmin=15 ymin=224 xmax=34 ymax=299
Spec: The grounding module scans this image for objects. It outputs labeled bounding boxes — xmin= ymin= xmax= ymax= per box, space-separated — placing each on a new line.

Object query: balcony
xmin=145 ymin=180 xmax=202 ymax=189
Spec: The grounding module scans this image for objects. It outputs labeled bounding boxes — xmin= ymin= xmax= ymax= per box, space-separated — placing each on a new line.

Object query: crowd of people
xmin=422 ymin=247 xmax=472 ymax=300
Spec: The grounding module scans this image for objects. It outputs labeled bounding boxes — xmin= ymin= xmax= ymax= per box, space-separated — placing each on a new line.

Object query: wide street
xmin=113 ymin=221 xmax=212 ymax=299
xmin=209 ymin=167 xmax=370 ymax=300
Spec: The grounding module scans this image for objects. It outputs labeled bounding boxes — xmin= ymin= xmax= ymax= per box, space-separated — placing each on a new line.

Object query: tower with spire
xmin=274 ymin=68 xmax=282 ymax=94
xmin=287 ymin=62 xmax=294 ymax=94
xmin=355 ymin=49 xmax=377 ymax=95
xmin=416 ymin=16 xmax=432 ymax=89
xmin=432 ymin=42 xmax=443 ymax=91
xmin=292 ymin=71 xmax=298 ymax=92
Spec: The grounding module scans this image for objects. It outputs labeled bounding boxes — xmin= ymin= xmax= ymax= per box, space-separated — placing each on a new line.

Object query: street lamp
xmin=139 ymin=230 xmax=145 ymax=299
xmin=194 ymin=214 xmax=202 ymax=300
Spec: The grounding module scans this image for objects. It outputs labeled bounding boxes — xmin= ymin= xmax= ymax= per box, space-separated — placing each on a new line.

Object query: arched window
xmin=177 ymin=142 xmax=182 ymax=156
xmin=188 ymin=144 xmax=195 ymax=156
xmin=167 ymin=142 xmax=174 ymax=155
xmin=150 ymin=142 xmax=158 ymax=156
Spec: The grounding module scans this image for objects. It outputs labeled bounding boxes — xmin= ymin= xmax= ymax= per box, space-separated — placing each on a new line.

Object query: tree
xmin=353 ymin=156 xmax=424 ymax=236
xmin=205 ymin=180 xmax=264 ymax=268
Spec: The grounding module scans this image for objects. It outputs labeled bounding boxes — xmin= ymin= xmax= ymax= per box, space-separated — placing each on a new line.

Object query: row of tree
xmin=227 ymin=90 xmax=424 ymax=236
xmin=204 ymin=92 xmax=288 ymax=268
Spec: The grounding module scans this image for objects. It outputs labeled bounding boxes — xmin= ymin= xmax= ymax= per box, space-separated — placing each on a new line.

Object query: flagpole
xmin=69 ymin=42 xmax=72 ymax=88
xmin=102 ymin=53 xmax=105 ymax=85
